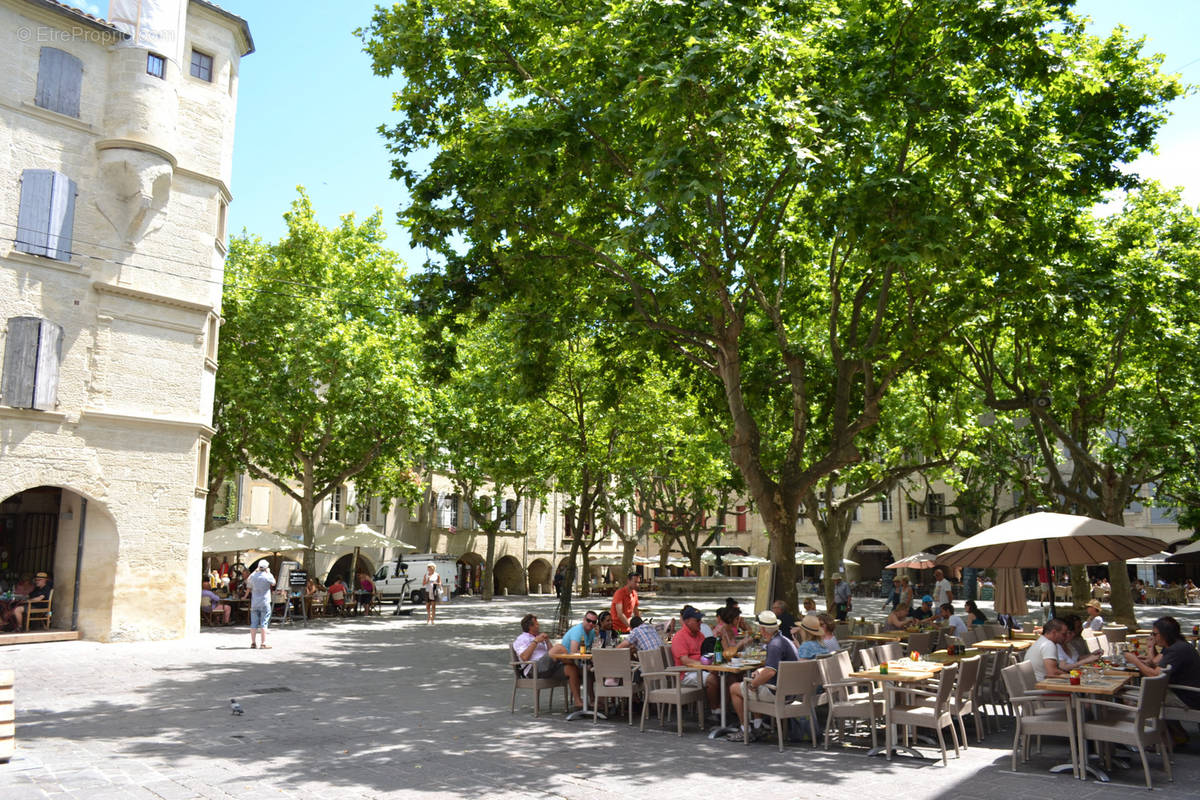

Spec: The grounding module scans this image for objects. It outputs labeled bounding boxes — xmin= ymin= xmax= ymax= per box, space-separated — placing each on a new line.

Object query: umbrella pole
xmin=1044 ymin=539 xmax=1056 ymax=620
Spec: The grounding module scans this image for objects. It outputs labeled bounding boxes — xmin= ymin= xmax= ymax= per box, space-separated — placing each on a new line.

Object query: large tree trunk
xmin=299 ymin=497 xmax=317 ymax=576
xmin=1070 ymin=565 xmax=1090 ymax=608
xmin=620 ymin=537 xmax=638 ymax=574
xmin=482 ymin=528 xmax=497 ymax=601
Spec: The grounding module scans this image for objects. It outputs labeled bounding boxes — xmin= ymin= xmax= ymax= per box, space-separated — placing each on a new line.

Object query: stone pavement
xmin=1 ymin=594 xmax=1199 ymax=799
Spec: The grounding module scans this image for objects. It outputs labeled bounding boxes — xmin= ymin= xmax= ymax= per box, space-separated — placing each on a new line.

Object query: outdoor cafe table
xmin=925 ymin=648 xmax=981 ymax=664
xmin=846 ymin=631 xmax=909 ymax=644
xmin=552 ymin=652 xmax=598 ymax=721
xmin=849 ymin=659 xmax=944 ymax=760
xmin=1008 ymin=631 xmax=1039 ymax=641
xmin=973 ymin=638 xmax=1033 ymax=653
xmin=1035 ymin=669 xmax=1135 ymax=782
xmin=674 ymin=658 xmax=762 ymax=739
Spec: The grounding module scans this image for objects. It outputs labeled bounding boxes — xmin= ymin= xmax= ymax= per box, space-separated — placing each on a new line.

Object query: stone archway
xmin=493 ymin=554 xmax=525 ymax=596
xmin=322 ymin=553 xmax=376 ymax=587
xmin=850 ymin=538 xmax=894 ymax=593
xmin=0 ymin=485 xmax=118 ymax=640
xmin=527 ymin=557 xmax=552 ymax=595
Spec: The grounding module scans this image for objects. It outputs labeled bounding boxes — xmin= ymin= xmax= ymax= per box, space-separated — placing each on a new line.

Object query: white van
xmin=374 ymin=553 xmax=457 ymax=606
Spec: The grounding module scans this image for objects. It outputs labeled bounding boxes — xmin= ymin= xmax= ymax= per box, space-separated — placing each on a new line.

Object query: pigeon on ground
xmin=230 ymin=698 xmax=244 ymax=716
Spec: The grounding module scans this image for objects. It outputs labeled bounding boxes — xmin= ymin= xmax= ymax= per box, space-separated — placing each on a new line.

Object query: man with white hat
xmin=727 ymin=609 xmax=798 ymax=741
xmin=247 ymin=560 xmax=276 ymax=649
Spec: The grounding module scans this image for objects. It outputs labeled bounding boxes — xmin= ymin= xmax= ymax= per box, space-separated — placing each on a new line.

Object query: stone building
xmin=0 ymin=0 xmax=252 ymax=641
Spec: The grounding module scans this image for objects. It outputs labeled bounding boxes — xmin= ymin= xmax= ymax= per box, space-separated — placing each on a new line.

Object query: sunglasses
xmin=584 ymin=617 xmax=598 ymax=625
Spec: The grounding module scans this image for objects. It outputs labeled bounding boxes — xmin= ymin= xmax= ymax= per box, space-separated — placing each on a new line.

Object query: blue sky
xmin=73 ymin=1 xmax=1198 ymax=270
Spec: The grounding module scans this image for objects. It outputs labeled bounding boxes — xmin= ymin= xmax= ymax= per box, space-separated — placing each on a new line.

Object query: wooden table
xmin=973 ymin=638 xmax=1032 ymax=652
xmin=674 ymin=659 xmax=762 ymax=738
xmin=1035 ymin=670 xmax=1135 ymax=781
xmin=552 ymin=652 xmax=597 ymax=721
xmin=847 ymin=631 xmax=909 ymax=643
xmin=1009 ymin=631 xmax=1039 ymax=641
xmin=850 ymin=660 xmax=944 ymax=759
xmin=925 ymin=648 xmax=981 ymax=664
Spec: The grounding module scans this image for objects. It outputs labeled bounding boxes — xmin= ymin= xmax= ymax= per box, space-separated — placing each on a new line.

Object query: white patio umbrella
xmin=1167 ymin=540 xmax=1200 ymax=564
xmin=588 ymin=554 xmax=624 ymax=567
xmin=992 ymin=567 xmax=1029 ymax=618
xmin=1126 ymin=551 xmax=1173 ymax=566
xmin=886 ymin=551 xmax=940 ymax=570
xmin=724 ymin=554 xmax=770 ymax=566
xmin=317 ymin=524 xmax=417 ymax=590
xmin=938 ymin=511 xmax=1163 ymax=616
xmin=203 ymin=524 xmax=300 ymax=554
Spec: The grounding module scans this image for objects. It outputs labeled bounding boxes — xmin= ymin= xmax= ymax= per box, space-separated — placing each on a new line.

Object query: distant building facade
xmin=0 ymin=0 xmax=252 ymax=640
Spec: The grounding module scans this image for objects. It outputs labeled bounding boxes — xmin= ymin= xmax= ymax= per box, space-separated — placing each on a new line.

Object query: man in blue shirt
xmin=728 ymin=610 xmax=798 ymax=740
xmin=549 ymin=610 xmax=599 ymax=710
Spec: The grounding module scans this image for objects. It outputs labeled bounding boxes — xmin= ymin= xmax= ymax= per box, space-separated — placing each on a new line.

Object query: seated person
xmin=15 ymin=571 xmax=53 ymax=629
xmin=795 ymin=614 xmax=829 ymax=658
xmin=305 ymin=576 xmax=325 ymax=597
xmin=817 ymin=613 xmax=839 ymax=651
xmin=669 ymin=607 xmax=721 ymax=713
xmin=200 ymin=577 xmax=232 ymax=625
xmin=13 ymin=573 xmax=34 ymax=597
xmin=884 ymin=601 xmax=913 ymax=631
xmin=625 ymin=615 xmax=664 ymax=654
xmin=326 ymin=576 xmax=349 ymax=610
xmin=910 ymin=595 xmax=935 ymax=621
xmin=512 ymin=613 xmax=566 ymax=678
xmin=723 ymin=597 xmax=751 ymax=633
xmin=964 ymin=599 xmax=988 ymax=626
xmin=1125 ymin=615 xmax=1200 ymax=741
xmin=1028 ymin=618 xmax=1075 ymax=681
xmin=1056 ymin=614 xmax=1098 ymax=667
xmin=937 ymin=603 xmax=968 ymax=639
xmin=771 ymin=599 xmax=797 ymax=640
xmin=801 ymin=597 xmax=818 ymax=615
xmin=548 ymin=611 xmax=600 ymax=710
xmin=713 ymin=605 xmax=752 ymax=656
xmin=355 ymin=571 xmax=376 ymax=610
xmin=596 ymin=610 xmax=623 ymax=648
xmin=728 ymin=610 xmax=799 ymax=741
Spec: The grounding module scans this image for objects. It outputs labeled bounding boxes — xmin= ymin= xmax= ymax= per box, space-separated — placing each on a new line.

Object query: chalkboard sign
xmin=289 ymin=570 xmax=308 ymax=588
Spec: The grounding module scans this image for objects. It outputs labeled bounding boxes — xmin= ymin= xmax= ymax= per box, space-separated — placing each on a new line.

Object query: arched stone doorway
xmin=0 ymin=485 xmax=117 ymax=639
xmin=323 ymin=554 xmax=376 ymax=587
xmin=527 ymin=557 xmax=552 ymax=595
xmin=457 ymin=552 xmax=484 ymax=595
xmin=851 ymin=538 xmax=894 ymax=597
xmin=494 ymin=554 xmax=525 ymax=596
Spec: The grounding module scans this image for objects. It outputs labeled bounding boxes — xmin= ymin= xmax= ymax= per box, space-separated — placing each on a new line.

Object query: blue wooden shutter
xmin=16 ymin=170 xmax=76 ymax=261
xmin=16 ymin=170 xmax=53 ymax=256
xmin=31 ymin=320 xmax=63 ymax=411
xmin=35 ymin=48 xmax=83 ymax=118
xmin=47 ymin=172 xmax=76 ymax=261
xmin=514 ymin=500 xmax=524 ymax=532
xmin=2 ymin=317 xmax=61 ymax=410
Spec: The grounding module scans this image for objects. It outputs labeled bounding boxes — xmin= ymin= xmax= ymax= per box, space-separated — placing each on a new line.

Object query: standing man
xmin=932 ymin=568 xmax=953 ymax=607
xmin=610 ymin=571 xmax=640 ymax=634
xmin=247 ymin=560 xmax=276 ymax=649
xmin=833 ymin=573 xmax=852 ymax=621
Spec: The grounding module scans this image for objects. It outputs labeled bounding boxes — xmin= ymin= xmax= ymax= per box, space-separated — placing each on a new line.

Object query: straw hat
xmin=1085 ymin=599 xmax=1102 ymax=611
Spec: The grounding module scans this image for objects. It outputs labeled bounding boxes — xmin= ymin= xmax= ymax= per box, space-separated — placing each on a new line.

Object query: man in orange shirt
xmin=610 ymin=571 xmax=640 ymax=634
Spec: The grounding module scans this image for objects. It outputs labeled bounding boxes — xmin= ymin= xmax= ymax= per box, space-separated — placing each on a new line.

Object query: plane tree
xmin=964 ymin=186 xmax=1200 ymax=625
xmin=214 ymin=191 xmax=428 ymax=574
xmin=361 ymin=0 xmax=1178 ymax=609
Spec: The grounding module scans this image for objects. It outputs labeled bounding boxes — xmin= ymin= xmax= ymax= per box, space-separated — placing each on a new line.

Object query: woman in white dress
xmin=422 ymin=564 xmax=441 ymax=624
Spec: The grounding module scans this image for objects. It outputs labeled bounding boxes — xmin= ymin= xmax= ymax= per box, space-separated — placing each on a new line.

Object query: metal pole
xmin=70 ymin=498 xmax=87 ymax=631
xmin=1044 ymin=538 xmax=1056 ymax=620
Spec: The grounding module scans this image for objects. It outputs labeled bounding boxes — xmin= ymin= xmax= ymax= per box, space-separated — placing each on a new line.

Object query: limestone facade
xmin=0 ymin=0 xmax=252 ymax=640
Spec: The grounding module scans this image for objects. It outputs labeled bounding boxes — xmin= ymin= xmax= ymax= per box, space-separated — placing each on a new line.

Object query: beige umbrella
xmin=203 ymin=524 xmax=301 ymax=554
xmin=1167 ymin=540 xmax=1200 ymax=564
xmin=317 ymin=524 xmax=417 ymax=597
xmin=991 ymin=567 xmax=1028 ymax=617
xmin=886 ymin=551 xmax=939 ymax=570
xmin=939 ymin=511 xmax=1163 ymax=615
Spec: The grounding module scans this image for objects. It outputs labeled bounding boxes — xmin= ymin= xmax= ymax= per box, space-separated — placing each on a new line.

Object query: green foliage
xmin=362 ymin=1 xmax=1180 ymax=607
xmin=214 ymin=190 xmax=429 ymax=569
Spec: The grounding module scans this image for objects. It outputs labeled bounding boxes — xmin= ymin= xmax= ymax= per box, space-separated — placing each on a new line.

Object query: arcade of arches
xmin=455 ymin=553 xmax=526 ymax=596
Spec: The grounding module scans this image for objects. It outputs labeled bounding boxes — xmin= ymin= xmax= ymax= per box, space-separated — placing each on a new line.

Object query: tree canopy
xmin=214 ymin=191 xmax=428 ymax=573
xmin=362 ymin=0 xmax=1180 ymax=606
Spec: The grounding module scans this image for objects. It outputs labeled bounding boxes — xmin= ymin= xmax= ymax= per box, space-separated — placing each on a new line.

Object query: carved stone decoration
xmin=94 ymin=148 xmax=172 ymax=244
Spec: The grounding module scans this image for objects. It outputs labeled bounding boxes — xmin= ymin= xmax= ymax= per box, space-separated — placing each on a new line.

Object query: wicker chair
xmin=739 ymin=659 xmax=823 ymax=751
xmin=509 ymin=645 xmax=568 ymax=717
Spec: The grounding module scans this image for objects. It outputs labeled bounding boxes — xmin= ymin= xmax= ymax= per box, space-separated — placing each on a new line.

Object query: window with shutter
xmin=35 ymin=48 xmax=83 ymax=118
xmin=2 ymin=317 xmax=63 ymax=411
xmin=15 ymin=170 xmax=77 ymax=262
